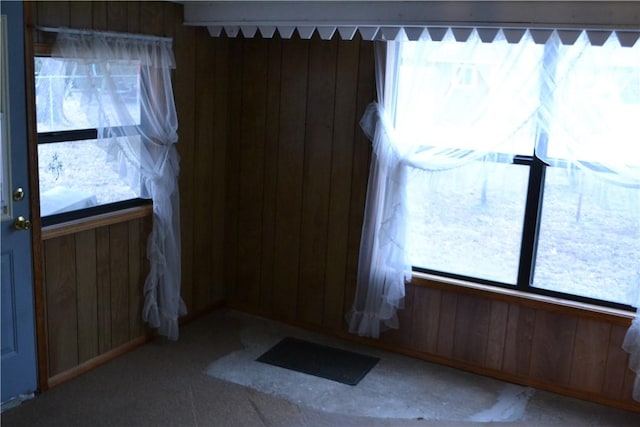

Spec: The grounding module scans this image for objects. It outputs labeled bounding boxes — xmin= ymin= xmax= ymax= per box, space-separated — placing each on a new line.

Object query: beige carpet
xmin=2 ymin=309 xmax=640 ymax=426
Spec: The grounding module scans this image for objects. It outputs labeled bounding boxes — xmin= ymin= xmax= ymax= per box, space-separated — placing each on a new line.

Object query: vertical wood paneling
xmin=436 ymin=291 xmax=458 ymax=357
xmin=411 ymin=286 xmax=441 ymax=353
xmin=42 ymin=217 xmax=150 ymax=378
xmin=68 ymin=1 xmax=93 ymax=29
xmin=237 ymin=37 xmax=268 ymax=306
xmin=91 ymin=1 xmax=108 ymax=31
xmin=503 ymin=304 xmax=536 ymax=376
xmin=109 ymin=223 xmax=130 ymax=347
xmin=96 ymin=227 xmax=111 ymax=354
xmin=139 ymin=1 xmax=164 ymax=35
xmin=530 ymin=311 xmax=577 ymax=385
xmin=485 ymin=300 xmax=509 ymax=370
xmin=603 ymin=325 xmax=631 ymax=399
xmin=37 ymin=1 xmax=69 ymax=27
xmin=44 ymin=236 xmax=78 ymax=376
xmin=192 ymin=30 xmax=216 ymax=311
xmin=220 ymin=33 xmax=371 ymax=331
xmin=75 ymin=230 xmax=98 ymax=364
xmin=570 ymin=318 xmax=610 ymax=393
xmin=224 ymin=36 xmax=243 ymax=303
xmin=128 ymin=219 xmax=143 ymax=338
xmin=453 ymin=294 xmax=491 ymax=365
xmin=322 ymin=37 xmax=359 ymax=329
xmin=271 ymin=36 xmax=309 ymax=319
xmin=127 ymin=2 xmax=140 ymax=33
xmin=210 ymin=35 xmax=229 ymax=304
xmin=163 ymin=2 xmax=177 ymax=39
xmin=106 ymin=1 xmax=128 ymax=32
xmin=297 ymin=35 xmax=338 ymax=325
xmin=258 ymin=36 xmax=283 ymax=314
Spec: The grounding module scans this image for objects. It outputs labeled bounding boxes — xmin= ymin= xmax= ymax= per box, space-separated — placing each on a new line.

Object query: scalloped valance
xmin=182 ymin=1 xmax=640 ymax=45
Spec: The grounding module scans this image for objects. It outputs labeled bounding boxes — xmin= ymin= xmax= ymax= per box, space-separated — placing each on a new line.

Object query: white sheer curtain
xmin=348 ymin=29 xmax=545 ymax=338
xmin=347 ymin=43 xmax=411 ymax=338
xmin=348 ymin=29 xmax=639 ymax=404
xmin=52 ymin=29 xmax=186 ymax=340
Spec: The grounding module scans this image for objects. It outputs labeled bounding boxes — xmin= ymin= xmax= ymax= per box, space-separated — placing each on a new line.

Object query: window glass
xmin=36 ymin=57 xmax=143 ymax=218
xmin=407 ymin=161 xmax=529 ymax=284
xmin=38 ymin=139 xmax=141 ymax=217
xmin=395 ymin=39 xmax=541 ymax=156
xmin=35 ymin=57 xmax=140 ymax=132
xmin=533 ymin=162 xmax=640 ymax=306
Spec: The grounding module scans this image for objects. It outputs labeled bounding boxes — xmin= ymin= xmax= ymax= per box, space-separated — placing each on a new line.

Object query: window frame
xmin=35 ymin=53 xmax=150 ymax=226
xmin=401 ymin=42 xmax=638 ymax=313
xmin=411 ymin=153 xmax=636 ymax=312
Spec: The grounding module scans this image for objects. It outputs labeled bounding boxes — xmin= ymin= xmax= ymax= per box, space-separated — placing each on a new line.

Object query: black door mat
xmin=256 ymin=337 xmax=379 ymax=386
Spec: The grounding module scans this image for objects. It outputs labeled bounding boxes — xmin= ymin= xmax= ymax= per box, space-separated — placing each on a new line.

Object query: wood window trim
xmin=41 ymin=204 xmax=153 ymax=240
xmin=411 ymin=272 xmax=635 ymax=326
xmin=34 ymin=41 xmax=152 ymax=239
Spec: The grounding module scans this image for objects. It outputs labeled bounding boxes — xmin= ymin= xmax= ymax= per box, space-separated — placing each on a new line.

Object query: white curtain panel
xmin=53 ymin=30 xmax=186 ymax=340
xmin=348 ymin=29 xmax=546 ymax=338
xmin=349 ymin=28 xmax=640 ymax=400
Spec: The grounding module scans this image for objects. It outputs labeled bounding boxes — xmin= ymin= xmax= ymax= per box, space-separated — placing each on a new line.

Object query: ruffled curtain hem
xmin=347 ymin=307 xmax=399 ymax=339
xmin=143 ymin=299 xmax=187 ymax=341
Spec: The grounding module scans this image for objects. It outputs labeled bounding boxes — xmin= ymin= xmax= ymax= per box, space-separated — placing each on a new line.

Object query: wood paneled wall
xmin=220 ymin=33 xmax=639 ymax=411
xmin=380 ymin=279 xmax=638 ymax=410
xmin=222 ymin=34 xmax=373 ymax=328
xmin=42 ymin=217 xmax=150 ymax=379
xmin=32 ymin=1 xmax=225 ymax=385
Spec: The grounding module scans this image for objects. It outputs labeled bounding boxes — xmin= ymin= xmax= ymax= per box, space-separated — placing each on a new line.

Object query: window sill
xmin=411 ymin=271 xmax=636 ymax=326
xmin=41 ymin=204 xmax=153 ymax=240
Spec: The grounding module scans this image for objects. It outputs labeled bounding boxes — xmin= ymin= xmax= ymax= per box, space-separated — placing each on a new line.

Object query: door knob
xmin=14 ymin=216 xmax=32 ymax=231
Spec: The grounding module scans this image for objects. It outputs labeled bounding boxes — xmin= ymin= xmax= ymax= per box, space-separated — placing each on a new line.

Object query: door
xmin=1 ymin=1 xmax=38 ymax=405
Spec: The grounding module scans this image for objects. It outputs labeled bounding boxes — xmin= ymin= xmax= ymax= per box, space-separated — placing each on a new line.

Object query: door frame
xmin=23 ymin=1 xmax=48 ymax=392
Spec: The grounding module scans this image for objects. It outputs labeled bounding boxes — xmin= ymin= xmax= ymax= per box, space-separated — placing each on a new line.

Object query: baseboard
xmin=47 ymin=335 xmax=151 ymax=389
xmin=45 ymin=303 xmax=226 ymax=390
xmin=225 ymin=302 xmax=640 ymax=414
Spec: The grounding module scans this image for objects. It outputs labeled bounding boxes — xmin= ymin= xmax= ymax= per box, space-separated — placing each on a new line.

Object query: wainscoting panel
xmin=386 ymin=279 xmax=638 ymax=411
xmin=43 ymin=217 xmax=149 ymax=377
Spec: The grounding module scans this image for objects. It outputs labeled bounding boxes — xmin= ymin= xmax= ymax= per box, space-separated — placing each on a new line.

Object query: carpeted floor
xmin=2 ymin=309 xmax=640 ymax=427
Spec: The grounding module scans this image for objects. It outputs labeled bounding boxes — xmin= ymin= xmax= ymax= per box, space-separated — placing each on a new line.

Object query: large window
xmin=35 ymin=56 xmax=145 ymax=223
xmin=398 ymin=32 xmax=639 ymax=309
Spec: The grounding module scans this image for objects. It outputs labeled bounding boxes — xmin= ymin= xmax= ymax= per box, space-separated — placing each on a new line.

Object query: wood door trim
xmin=23 ymin=0 xmax=50 ymax=393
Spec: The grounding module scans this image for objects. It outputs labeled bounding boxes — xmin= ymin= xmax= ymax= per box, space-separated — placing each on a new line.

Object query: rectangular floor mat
xmin=256 ymin=337 xmax=379 ymax=386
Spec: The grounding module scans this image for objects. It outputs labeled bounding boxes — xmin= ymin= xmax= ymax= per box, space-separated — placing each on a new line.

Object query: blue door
xmin=1 ymin=1 xmax=38 ymax=405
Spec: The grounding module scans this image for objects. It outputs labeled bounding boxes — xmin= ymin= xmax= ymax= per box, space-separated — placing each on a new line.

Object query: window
xmin=398 ymin=32 xmax=640 ymax=309
xmin=35 ymin=56 xmax=146 ymax=224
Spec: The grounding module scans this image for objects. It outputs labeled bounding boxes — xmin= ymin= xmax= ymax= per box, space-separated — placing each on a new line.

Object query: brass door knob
xmin=14 ymin=216 xmax=32 ymax=231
